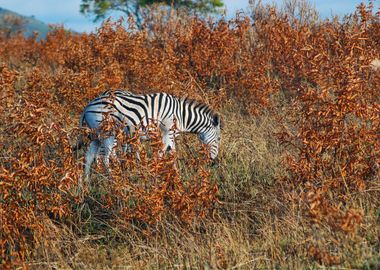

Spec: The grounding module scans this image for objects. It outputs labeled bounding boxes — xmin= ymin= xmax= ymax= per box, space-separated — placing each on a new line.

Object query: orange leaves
xmin=95 ymin=122 xmax=219 ymax=228
xmin=265 ymin=2 xmax=379 ymax=265
xmin=0 ymin=2 xmax=378 ymax=267
xmin=308 ymin=246 xmax=341 ymax=266
xmin=1 ymin=66 xmax=81 ymax=267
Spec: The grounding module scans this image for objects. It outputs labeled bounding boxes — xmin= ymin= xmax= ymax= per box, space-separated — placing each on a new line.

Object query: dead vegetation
xmin=0 ymin=1 xmax=379 ymax=269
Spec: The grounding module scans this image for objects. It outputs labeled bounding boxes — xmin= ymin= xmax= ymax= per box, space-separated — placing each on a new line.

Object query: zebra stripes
xmin=79 ymin=90 xmax=222 ymax=178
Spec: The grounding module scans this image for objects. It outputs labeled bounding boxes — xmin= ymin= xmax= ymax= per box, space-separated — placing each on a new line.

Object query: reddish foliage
xmin=0 ymin=2 xmax=379 ymax=267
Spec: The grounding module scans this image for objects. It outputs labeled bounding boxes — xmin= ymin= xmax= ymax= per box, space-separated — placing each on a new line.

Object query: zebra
xmin=77 ymin=90 xmax=222 ymax=179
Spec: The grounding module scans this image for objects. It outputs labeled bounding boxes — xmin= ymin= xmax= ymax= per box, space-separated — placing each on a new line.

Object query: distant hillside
xmin=0 ymin=7 xmax=50 ymax=38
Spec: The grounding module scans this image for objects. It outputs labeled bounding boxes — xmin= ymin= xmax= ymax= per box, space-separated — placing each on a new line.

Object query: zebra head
xmin=198 ymin=113 xmax=222 ymax=160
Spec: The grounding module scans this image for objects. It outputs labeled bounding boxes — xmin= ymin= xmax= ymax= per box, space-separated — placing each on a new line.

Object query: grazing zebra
xmin=77 ymin=90 xmax=222 ymax=178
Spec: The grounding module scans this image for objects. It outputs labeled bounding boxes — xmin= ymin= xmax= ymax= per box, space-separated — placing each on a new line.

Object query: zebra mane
xmin=180 ymin=96 xmax=216 ymax=118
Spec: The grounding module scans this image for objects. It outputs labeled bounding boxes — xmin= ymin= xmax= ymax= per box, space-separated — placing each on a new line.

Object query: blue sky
xmin=0 ymin=0 xmax=378 ymax=32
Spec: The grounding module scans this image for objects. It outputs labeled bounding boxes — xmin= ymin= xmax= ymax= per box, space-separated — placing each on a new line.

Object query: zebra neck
xmin=174 ymin=97 xmax=210 ymax=134
xmin=173 ymin=97 xmax=186 ymax=132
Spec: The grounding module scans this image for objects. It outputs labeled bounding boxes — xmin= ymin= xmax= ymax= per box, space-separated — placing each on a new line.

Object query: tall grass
xmin=1 ymin=1 xmax=379 ymax=268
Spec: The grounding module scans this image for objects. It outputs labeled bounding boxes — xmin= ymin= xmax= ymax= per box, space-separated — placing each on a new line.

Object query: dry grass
xmin=1 ymin=1 xmax=379 ymax=269
xmin=22 ymin=105 xmax=379 ymax=269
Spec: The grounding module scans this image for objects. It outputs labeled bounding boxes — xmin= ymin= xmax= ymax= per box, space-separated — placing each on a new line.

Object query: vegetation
xmin=80 ymin=0 xmax=224 ymax=27
xmin=0 ymin=1 xmax=379 ymax=269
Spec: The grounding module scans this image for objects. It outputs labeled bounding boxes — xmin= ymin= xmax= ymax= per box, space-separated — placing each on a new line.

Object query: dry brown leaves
xmin=0 ymin=2 xmax=379 ymax=267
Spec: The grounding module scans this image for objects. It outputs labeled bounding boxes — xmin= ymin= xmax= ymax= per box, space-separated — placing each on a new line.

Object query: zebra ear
xmin=212 ymin=114 xmax=221 ymax=127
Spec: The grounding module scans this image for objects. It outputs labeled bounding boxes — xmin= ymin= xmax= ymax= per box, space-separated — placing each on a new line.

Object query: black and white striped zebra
xmin=78 ymin=90 xmax=222 ymax=178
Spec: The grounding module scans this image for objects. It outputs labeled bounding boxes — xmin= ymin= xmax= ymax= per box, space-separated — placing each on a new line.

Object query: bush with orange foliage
xmin=0 ymin=1 xmax=379 ymax=268
xmin=278 ymin=3 xmax=379 ymax=262
xmin=77 ymin=113 xmax=219 ymax=223
xmin=96 ymin=121 xmax=219 ymax=227
xmin=0 ymin=52 xmax=220 ymax=268
xmin=0 ymin=65 xmax=80 ymax=268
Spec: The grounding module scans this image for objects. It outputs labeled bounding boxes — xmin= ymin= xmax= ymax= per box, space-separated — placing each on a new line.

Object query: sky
xmin=0 ymin=0 xmax=378 ymax=33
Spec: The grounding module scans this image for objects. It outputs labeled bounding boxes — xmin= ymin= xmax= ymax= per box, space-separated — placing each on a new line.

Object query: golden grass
xmin=1 ymin=1 xmax=379 ymax=268
xmin=23 ymin=105 xmax=379 ymax=269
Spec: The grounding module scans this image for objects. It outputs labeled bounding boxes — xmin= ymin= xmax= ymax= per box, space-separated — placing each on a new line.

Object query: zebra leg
xmin=84 ymin=140 xmax=100 ymax=181
xmin=122 ymin=143 xmax=131 ymax=154
xmin=102 ymin=136 xmax=116 ymax=176
xmin=125 ymin=125 xmax=141 ymax=161
xmin=121 ymin=126 xmax=131 ymax=154
xmin=135 ymin=150 xmax=141 ymax=161
xmin=120 ymin=143 xmax=129 ymax=169
xmin=161 ymin=129 xmax=176 ymax=154
xmin=121 ymin=143 xmax=141 ymax=160
xmin=159 ymin=119 xmax=176 ymax=153
xmin=160 ymin=129 xmax=178 ymax=170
